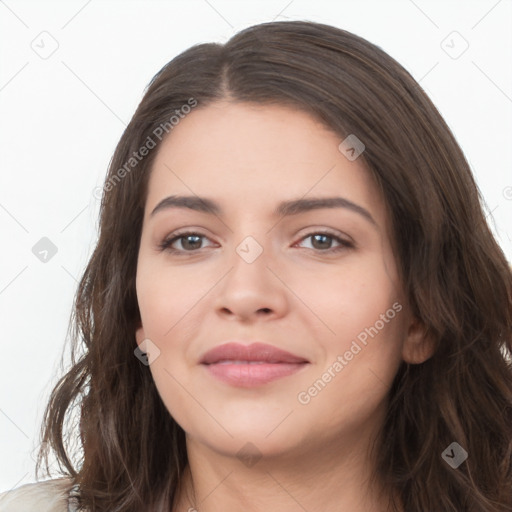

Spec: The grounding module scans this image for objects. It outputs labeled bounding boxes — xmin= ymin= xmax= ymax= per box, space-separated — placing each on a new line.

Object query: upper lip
xmin=200 ymin=342 xmax=309 ymax=364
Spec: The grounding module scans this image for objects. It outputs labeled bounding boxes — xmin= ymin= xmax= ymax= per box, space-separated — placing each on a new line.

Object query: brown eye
xmin=296 ymin=232 xmax=354 ymax=252
xmin=159 ymin=232 xmax=213 ymax=253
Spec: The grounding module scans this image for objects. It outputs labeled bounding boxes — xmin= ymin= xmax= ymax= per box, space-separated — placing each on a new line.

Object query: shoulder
xmin=0 ymin=477 xmax=77 ymax=512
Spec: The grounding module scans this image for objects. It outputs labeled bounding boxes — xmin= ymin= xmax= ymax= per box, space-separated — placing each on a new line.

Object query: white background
xmin=1 ymin=0 xmax=511 ymax=492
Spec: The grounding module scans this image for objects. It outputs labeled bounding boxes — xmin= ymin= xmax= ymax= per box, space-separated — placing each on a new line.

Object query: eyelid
xmin=293 ymin=226 xmax=353 ymax=245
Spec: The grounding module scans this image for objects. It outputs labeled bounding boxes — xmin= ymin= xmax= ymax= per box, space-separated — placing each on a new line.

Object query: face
xmin=135 ymin=101 xmax=428 ymax=460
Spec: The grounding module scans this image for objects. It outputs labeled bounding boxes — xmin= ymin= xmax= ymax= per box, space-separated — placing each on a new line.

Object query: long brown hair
xmin=36 ymin=20 xmax=512 ymax=511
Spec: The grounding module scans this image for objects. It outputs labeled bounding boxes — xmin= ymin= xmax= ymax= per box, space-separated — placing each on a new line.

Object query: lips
xmin=200 ymin=342 xmax=309 ymax=365
xmin=200 ymin=342 xmax=310 ymax=387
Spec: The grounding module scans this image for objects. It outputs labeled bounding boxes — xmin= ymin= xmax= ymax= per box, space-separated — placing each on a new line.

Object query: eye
xmin=294 ymin=231 xmax=354 ymax=253
xmin=158 ymin=231 xmax=215 ymax=254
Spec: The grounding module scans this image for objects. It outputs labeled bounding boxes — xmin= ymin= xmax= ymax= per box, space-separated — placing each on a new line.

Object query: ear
xmin=135 ymin=319 xmax=146 ymax=347
xmin=402 ymin=315 xmax=436 ymax=365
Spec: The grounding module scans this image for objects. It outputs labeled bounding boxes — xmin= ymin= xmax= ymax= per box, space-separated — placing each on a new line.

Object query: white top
xmin=0 ymin=477 xmax=79 ymax=512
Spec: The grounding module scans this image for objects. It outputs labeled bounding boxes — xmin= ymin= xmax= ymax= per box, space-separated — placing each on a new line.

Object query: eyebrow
xmin=150 ymin=195 xmax=377 ymax=226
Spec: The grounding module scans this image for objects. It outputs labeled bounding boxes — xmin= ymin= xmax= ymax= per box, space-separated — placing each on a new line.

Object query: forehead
xmin=145 ymin=101 xmax=385 ymax=222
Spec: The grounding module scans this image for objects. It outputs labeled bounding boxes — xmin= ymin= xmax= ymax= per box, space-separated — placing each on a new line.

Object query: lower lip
xmin=203 ymin=362 xmax=308 ymax=387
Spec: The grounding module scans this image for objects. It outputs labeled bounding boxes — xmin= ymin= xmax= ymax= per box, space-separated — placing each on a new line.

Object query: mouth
xmin=200 ymin=342 xmax=310 ymax=387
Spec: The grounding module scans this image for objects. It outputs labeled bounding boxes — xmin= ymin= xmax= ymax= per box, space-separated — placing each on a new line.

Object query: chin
xmin=194 ymin=428 xmax=306 ymax=463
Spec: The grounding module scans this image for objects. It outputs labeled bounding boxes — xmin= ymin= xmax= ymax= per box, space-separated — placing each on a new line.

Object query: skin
xmin=135 ymin=101 xmax=434 ymax=512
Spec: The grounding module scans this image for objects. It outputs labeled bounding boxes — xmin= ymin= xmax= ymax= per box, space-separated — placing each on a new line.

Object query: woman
xmin=1 ymin=19 xmax=511 ymax=512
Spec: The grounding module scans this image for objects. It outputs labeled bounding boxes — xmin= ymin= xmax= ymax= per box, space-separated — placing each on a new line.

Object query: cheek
xmin=136 ymin=258 xmax=210 ymax=339
xmin=293 ymin=255 xmax=400 ymax=340
xmin=295 ymin=301 xmax=405 ymax=434
xmin=330 ymin=284 xmax=405 ymax=400
xmin=136 ymin=261 xmax=204 ymax=427
xmin=300 ymin=257 xmax=405 ymax=400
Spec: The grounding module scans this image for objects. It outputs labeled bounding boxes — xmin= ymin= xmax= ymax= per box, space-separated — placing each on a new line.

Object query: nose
xmin=212 ymin=234 xmax=289 ymax=322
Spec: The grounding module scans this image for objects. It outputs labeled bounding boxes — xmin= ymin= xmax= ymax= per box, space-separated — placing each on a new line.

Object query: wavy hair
xmin=36 ymin=20 xmax=512 ymax=511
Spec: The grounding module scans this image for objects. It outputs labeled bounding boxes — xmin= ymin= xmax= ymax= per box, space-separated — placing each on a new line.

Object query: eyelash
xmin=158 ymin=230 xmax=354 ymax=255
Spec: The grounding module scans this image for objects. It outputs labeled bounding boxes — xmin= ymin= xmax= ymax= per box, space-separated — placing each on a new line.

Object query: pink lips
xmin=200 ymin=342 xmax=309 ymax=387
